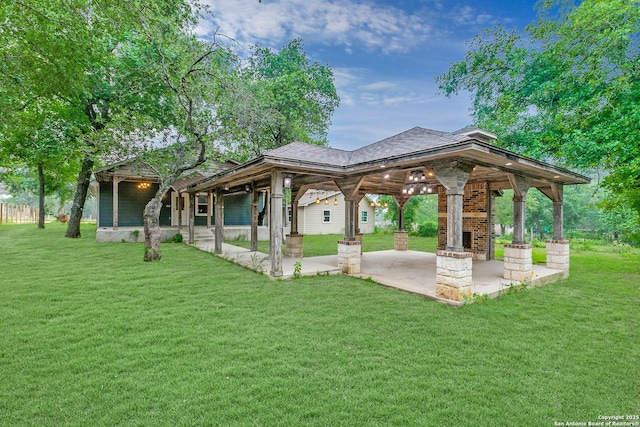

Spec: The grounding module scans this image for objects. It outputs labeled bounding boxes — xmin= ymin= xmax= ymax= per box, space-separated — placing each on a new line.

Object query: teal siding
xmin=98 ymin=181 xmax=261 ymax=227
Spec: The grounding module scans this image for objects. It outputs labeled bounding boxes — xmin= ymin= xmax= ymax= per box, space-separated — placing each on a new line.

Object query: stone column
xmin=505 ymin=174 xmax=533 ymax=281
xmin=270 ymin=170 xmax=284 ymax=277
xmin=214 ymin=186 xmax=223 ymax=254
xmin=337 ymin=240 xmax=361 ymax=274
xmin=250 ymin=187 xmax=259 ymax=252
xmin=503 ymin=244 xmax=533 ymax=282
xmin=436 ymin=250 xmax=473 ymax=301
xmin=546 ymin=183 xmax=569 ymax=274
xmin=394 ymin=230 xmax=408 ymax=251
xmin=434 ymin=161 xmax=474 ymax=301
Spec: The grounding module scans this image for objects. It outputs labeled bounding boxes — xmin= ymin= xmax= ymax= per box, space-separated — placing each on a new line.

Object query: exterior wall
xmin=438 ymin=181 xmax=494 ymax=260
xmin=98 ymin=182 xmax=264 ymax=228
xmin=98 ymin=182 xmax=171 ymax=227
xmin=297 ymin=196 xmax=374 ymax=235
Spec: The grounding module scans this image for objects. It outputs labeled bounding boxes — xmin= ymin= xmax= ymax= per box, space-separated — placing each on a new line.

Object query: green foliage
xmin=437 ymin=0 xmax=640 ymax=227
xmin=169 ymin=233 xmax=183 ymax=243
xmin=293 ymin=261 xmax=302 ymax=279
xmin=382 ymin=195 xmax=438 ymax=231
xmin=219 ymin=38 xmax=340 ymax=161
xmin=414 ymin=221 xmax=438 ymax=238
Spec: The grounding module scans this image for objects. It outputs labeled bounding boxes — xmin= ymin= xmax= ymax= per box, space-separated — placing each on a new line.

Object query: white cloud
xmin=199 ymin=0 xmax=433 ymax=53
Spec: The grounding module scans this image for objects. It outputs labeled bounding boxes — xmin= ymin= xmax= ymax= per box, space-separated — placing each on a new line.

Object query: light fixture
xmin=324 ymin=199 xmax=329 ymax=205
xmin=223 ymin=183 xmax=230 ymax=191
xmin=377 ymin=201 xmax=382 ymax=207
xmin=402 ymin=188 xmax=408 ymax=194
xmin=333 ymin=198 xmax=338 ymax=205
xmin=137 ymin=182 xmax=150 ymax=189
xmin=427 ymin=171 xmax=434 ymax=177
xmin=384 ymin=174 xmax=390 ymax=179
xmin=315 ymin=197 xmax=320 ymax=204
xmin=370 ymin=201 xmax=375 ymax=207
xmin=427 ymin=187 xmax=433 ymax=193
xmin=505 ymin=162 xmax=513 ymax=166
xmin=553 ymin=175 xmax=560 ymax=179
xmin=245 ymin=184 xmax=251 ymax=193
xmin=384 ymin=202 xmax=388 ymax=208
xmin=283 ymin=174 xmax=292 ymax=189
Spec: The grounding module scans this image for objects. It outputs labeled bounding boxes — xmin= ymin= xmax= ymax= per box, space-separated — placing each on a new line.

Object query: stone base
xmin=394 ymin=231 xmax=408 ymax=251
xmin=436 ymin=250 xmax=473 ymax=301
xmin=337 ymin=240 xmax=361 ymax=274
xmin=503 ymin=244 xmax=533 ymax=282
xmin=546 ymin=240 xmax=570 ymax=272
xmin=285 ymin=233 xmax=304 ymax=258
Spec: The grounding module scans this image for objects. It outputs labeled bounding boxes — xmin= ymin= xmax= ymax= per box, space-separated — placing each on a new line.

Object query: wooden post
xmin=177 ymin=192 xmax=183 ymax=231
xmin=250 ymin=186 xmax=259 ymax=252
xmin=507 ymin=174 xmax=532 ymax=245
xmin=214 ymin=186 xmax=224 ymax=254
xmin=206 ymin=190 xmax=212 ymax=229
xmin=112 ymin=177 xmax=121 ymax=230
xmin=188 ymin=192 xmax=195 ymax=244
xmin=270 ymin=170 xmax=284 ymax=277
xmin=0 ymin=203 xmax=3 ymax=224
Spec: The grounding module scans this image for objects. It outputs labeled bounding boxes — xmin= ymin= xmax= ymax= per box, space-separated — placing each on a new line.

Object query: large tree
xmin=219 ymin=39 xmax=340 ymax=161
xmin=436 ymin=0 xmax=640 ymax=223
xmin=0 ymin=0 xmax=197 ymax=238
xmin=0 ymin=98 xmax=82 ymax=228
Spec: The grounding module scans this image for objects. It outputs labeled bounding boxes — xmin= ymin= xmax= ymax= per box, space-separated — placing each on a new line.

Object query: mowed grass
xmin=1 ymin=223 xmax=639 ymax=426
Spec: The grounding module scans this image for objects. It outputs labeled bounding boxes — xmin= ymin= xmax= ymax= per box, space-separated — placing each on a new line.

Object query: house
xmin=91 ymin=159 xmax=269 ymax=242
xmin=91 ymin=158 xmax=374 ymax=242
xmin=293 ymin=190 xmax=375 ymax=235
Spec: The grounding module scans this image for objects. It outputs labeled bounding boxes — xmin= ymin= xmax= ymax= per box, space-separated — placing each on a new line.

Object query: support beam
xmin=112 ymin=177 xmax=122 ymax=230
xmin=206 ymin=190 xmax=212 ymax=229
xmin=214 ymin=187 xmax=223 ymax=254
xmin=250 ymin=185 xmax=259 ymax=252
xmin=433 ymin=161 xmax=474 ymax=252
xmin=270 ymin=170 xmax=284 ymax=277
xmin=188 ymin=192 xmax=195 ymax=245
xmin=507 ymin=174 xmax=532 ymax=245
xmin=177 ymin=192 xmax=183 ymax=231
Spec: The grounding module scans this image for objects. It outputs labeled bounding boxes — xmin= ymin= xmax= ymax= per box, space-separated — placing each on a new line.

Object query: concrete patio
xmin=192 ymin=231 xmax=567 ymax=305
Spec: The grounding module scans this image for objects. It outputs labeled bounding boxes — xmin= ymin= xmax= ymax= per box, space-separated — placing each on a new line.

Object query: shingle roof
xmin=263 ymin=127 xmax=474 ymax=167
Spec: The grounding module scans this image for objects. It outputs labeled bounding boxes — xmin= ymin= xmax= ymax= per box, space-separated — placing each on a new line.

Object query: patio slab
xmin=192 ymin=231 xmax=566 ymax=304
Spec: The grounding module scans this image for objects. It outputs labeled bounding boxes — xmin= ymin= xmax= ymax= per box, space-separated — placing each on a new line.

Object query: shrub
xmin=414 ymin=221 xmax=438 ymax=238
xmin=170 ymin=233 xmax=183 ymax=243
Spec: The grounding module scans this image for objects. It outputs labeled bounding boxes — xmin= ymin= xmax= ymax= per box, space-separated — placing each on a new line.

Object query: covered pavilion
xmin=184 ymin=126 xmax=589 ymax=302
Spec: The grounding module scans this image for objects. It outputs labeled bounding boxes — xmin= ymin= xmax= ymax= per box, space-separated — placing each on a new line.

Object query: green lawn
xmin=1 ymin=223 xmax=639 ymax=426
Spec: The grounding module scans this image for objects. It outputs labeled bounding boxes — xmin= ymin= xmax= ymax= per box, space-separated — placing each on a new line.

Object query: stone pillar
xmin=250 ymin=187 xmax=259 ymax=252
xmin=503 ymin=244 xmax=533 ymax=282
xmin=546 ymin=240 xmax=570 ymax=274
xmin=214 ymin=187 xmax=223 ymax=254
xmin=394 ymin=230 xmax=408 ymax=251
xmin=337 ymin=240 xmax=361 ymax=274
xmin=270 ymin=170 xmax=284 ymax=277
xmin=436 ymin=250 xmax=473 ymax=301
xmin=285 ymin=233 xmax=304 ymax=258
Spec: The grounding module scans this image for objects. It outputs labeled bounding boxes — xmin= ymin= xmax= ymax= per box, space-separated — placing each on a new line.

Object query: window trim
xmin=195 ymin=193 xmax=210 ymax=217
xmin=361 ymin=210 xmax=368 ymax=223
xmin=322 ymin=209 xmax=331 ymax=223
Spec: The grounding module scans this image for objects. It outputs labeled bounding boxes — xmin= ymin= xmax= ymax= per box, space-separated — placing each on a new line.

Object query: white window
xmin=322 ymin=210 xmax=331 ymax=223
xmin=361 ymin=211 xmax=368 ymax=223
xmin=196 ymin=193 xmax=209 ymax=216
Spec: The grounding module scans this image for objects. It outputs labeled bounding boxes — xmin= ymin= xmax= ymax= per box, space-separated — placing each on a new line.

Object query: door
xmin=171 ymin=192 xmax=189 ymax=226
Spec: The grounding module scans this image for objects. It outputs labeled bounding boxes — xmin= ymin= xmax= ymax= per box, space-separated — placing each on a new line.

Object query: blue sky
xmin=198 ymin=0 xmax=540 ymax=151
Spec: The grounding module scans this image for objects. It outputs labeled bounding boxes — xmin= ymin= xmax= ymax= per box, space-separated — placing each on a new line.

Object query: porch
xmin=193 ymin=236 xmax=567 ymax=306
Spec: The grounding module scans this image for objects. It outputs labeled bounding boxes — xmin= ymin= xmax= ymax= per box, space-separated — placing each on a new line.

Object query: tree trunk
xmin=65 ymin=153 xmax=94 ymax=238
xmin=143 ymin=195 xmax=163 ymax=262
xmin=37 ymin=163 xmax=45 ymax=229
